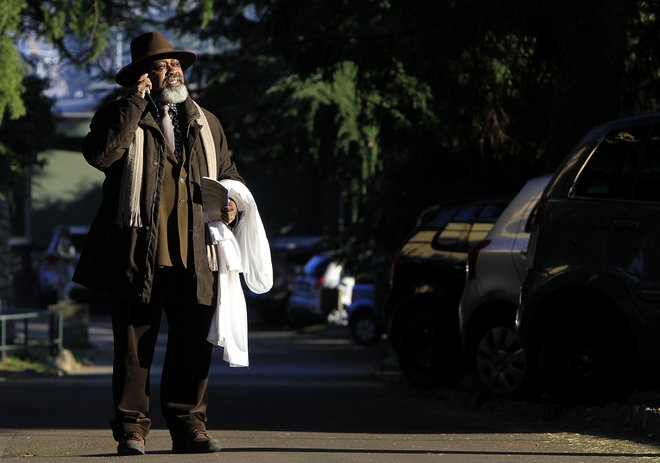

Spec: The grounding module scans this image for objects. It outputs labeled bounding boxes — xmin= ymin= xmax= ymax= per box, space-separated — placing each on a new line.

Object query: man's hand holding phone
xmin=134 ymin=73 xmax=152 ymax=98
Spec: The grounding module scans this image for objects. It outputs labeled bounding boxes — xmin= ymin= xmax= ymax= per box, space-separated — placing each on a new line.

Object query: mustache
xmin=163 ymin=72 xmax=182 ymax=85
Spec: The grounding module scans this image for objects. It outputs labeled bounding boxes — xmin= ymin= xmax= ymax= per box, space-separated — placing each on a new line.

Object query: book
xmin=201 ymin=176 xmax=230 ymax=222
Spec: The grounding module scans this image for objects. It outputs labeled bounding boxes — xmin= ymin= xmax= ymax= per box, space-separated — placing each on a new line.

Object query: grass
xmin=0 ymin=352 xmax=58 ymax=373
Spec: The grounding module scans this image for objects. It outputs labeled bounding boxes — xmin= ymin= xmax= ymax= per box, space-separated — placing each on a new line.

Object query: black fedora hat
xmin=115 ymin=31 xmax=197 ymax=87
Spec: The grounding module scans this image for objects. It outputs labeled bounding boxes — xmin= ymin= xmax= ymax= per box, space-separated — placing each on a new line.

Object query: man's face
xmin=148 ymin=58 xmax=185 ymax=96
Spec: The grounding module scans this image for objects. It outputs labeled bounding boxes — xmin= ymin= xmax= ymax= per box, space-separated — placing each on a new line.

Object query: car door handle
xmin=613 ymin=219 xmax=640 ymax=231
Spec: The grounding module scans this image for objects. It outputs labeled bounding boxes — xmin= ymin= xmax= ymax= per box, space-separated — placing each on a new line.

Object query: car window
xmin=479 ymin=204 xmax=502 ymax=220
xmin=425 ymin=206 xmax=456 ymax=228
xmin=468 ymin=222 xmax=493 ymax=246
xmin=573 ymin=127 xmax=648 ymax=200
xmin=454 ymin=206 xmax=478 ymax=221
xmin=433 ymin=222 xmax=471 ymax=250
xmin=633 ymin=127 xmax=660 ymax=202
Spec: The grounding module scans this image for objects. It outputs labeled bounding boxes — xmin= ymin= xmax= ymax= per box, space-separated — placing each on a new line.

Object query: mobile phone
xmin=145 ymin=91 xmax=158 ymax=115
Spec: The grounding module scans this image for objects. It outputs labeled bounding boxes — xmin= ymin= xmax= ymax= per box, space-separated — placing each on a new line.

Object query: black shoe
xmin=172 ymin=428 xmax=222 ymax=453
xmin=117 ymin=431 xmax=146 ymax=455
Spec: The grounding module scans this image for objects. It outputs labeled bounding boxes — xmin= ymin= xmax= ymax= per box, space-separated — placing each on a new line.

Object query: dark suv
xmin=518 ymin=113 xmax=660 ymax=405
xmin=386 ymin=199 xmax=509 ymax=388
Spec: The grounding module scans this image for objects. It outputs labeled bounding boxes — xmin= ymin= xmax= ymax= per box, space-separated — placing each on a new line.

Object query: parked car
xmin=518 ymin=114 xmax=660 ymax=405
xmin=286 ymin=251 xmax=344 ymax=326
xmin=385 ymin=199 xmax=510 ymax=388
xmin=38 ymin=224 xmax=89 ymax=307
xmin=322 ymin=252 xmax=389 ymax=345
xmin=245 ymin=235 xmax=327 ymax=323
xmin=344 ymin=281 xmax=382 ymax=346
xmin=458 ymin=174 xmax=551 ymax=398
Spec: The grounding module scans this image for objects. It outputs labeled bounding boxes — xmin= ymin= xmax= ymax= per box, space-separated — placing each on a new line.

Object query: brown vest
xmin=157 ymin=145 xmax=190 ymax=268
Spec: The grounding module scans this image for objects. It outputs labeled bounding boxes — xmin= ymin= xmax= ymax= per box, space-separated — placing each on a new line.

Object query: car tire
xmin=349 ymin=309 xmax=381 ymax=346
xmin=397 ymin=311 xmax=465 ymax=388
xmin=538 ymin=307 xmax=635 ymax=405
xmin=468 ymin=313 xmax=536 ymax=398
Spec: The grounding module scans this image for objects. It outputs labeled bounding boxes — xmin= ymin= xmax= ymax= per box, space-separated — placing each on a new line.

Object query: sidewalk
xmin=1 ymin=314 xmax=660 ymax=462
xmin=0 ymin=315 xmax=492 ymax=463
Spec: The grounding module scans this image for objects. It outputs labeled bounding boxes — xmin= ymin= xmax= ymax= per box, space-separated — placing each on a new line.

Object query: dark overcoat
xmin=72 ymin=93 xmax=243 ymax=305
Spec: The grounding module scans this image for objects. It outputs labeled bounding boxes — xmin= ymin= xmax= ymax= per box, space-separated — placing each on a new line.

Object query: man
xmin=73 ymin=31 xmax=242 ymax=455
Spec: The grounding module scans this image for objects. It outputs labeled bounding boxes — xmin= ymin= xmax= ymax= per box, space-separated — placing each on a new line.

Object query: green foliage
xmin=0 ymin=0 xmax=27 ymax=125
xmin=268 ymin=62 xmax=384 ymax=222
xmin=40 ymin=0 xmax=109 ymax=61
xmin=176 ymin=0 xmax=214 ymax=28
xmin=0 ymin=353 xmax=57 ymax=374
xmin=8 ymin=0 xmax=660 ymax=257
xmin=1 ymin=0 xmax=185 ymax=195
xmin=182 ymin=0 xmax=659 ymax=255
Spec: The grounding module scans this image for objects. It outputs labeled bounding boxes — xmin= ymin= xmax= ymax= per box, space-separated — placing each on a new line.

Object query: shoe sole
xmin=117 ymin=445 xmax=145 ymax=456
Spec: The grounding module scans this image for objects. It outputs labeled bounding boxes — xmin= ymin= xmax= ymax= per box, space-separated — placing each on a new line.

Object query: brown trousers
xmin=110 ymin=267 xmax=215 ymax=441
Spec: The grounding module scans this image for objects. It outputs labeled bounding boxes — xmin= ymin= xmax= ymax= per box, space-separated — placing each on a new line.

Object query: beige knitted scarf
xmin=117 ymin=100 xmax=217 ymax=227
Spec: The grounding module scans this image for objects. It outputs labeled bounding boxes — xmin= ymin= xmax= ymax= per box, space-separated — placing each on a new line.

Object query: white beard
xmin=160 ymin=84 xmax=189 ymax=104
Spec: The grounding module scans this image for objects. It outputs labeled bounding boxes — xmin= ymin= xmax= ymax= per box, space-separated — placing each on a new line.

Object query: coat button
xmin=179 ymin=199 xmax=185 ymax=205
xmin=152 ymin=160 xmax=158 ymax=166
xmin=180 ymin=178 xmax=185 ymax=184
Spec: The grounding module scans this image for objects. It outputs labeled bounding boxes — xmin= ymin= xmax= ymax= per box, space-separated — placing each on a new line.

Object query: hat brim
xmin=115 ymin=50 xmax=197 ymax=87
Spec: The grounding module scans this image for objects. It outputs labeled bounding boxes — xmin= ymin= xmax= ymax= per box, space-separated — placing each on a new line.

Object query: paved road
xmin=0 ymin=313 xmax=659 ymax=462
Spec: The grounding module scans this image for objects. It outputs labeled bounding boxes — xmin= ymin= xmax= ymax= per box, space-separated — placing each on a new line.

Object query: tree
xmin=1 ymin=0 xmax=28 ymax=126
xmin=173 ymin=0 xmax=660 ymax=257
xmin=5 ymin=0 xmax=660 ymax=262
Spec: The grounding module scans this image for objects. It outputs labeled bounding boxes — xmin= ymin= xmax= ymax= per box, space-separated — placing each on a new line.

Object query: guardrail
xmin=0 ymin=309 xmax=63 ymax=361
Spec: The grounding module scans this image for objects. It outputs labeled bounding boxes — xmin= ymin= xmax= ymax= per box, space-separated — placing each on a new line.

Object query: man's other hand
xmin=222 ymin=199 xmax=238 ymax=224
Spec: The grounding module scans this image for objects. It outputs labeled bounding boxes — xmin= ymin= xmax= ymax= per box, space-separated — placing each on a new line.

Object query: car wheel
xmin=349 ymin=310 xmax=381 ymax=346
xmin=468 ymin=314 xmax=535 ymax=398
xmin=538 ymin=309 xmax=635 ymax=405
xmin=398 ymin=311 xmax=465 ymax=388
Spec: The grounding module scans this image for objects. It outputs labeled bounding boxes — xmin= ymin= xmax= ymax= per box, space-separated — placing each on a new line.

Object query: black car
xmin=385 ymin=199 xmax=510 ymax=388
xmin=518 ymin=113 xmax=660 ymax=405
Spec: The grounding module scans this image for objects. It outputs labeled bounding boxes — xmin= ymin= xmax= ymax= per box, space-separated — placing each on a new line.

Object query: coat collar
xmin=181 ymin=96 xmax=201 ymax=123
xmin=139 ymin=95 xmax=201 ymax=132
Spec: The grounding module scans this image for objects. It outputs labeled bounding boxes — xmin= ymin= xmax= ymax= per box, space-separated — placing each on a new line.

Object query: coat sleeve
xmin=204 ymin=109 xmax=244 ymax=184
xmin=81 ymin=93 xmax=149 ymax=171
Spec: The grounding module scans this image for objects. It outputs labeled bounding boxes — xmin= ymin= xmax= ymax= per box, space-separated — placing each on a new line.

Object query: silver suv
xmin=518 ymin=114 xmax=660 ymax=405
xmin=459 ymin=174 xmax=551 ymax=397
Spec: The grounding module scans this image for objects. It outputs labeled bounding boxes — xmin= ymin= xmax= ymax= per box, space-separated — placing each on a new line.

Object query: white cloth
xmin=206 ymin=180 xmax=273 ymax=367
